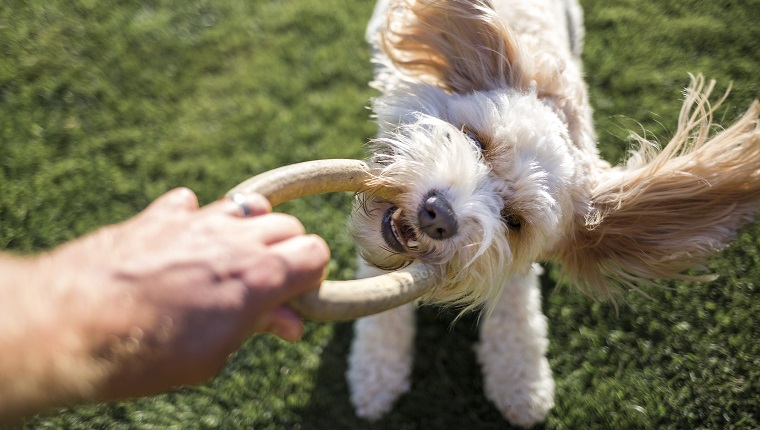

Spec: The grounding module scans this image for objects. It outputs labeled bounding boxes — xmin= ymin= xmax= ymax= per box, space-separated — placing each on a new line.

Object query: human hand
xmin=43 ymin=187 xmax=330 ymax=401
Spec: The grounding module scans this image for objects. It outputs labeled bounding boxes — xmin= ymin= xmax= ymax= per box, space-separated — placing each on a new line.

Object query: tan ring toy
xmin=227 ymin=159 xmax=438 ymax=321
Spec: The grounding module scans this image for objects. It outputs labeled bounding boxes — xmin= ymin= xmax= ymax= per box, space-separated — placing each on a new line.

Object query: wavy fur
xmin=380 ymin=0 xmax=532 ymax=92
xmin=559 ymin=75 xmax=760 ymax=296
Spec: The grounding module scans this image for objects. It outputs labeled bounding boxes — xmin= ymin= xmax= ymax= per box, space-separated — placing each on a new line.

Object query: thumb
xmin=262 ymin=306 xmax=305 ymax=342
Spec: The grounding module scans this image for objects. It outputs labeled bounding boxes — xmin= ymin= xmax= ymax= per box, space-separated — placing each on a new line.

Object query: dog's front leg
xmin=475 ymin=264 xmax=554 ymax=428
xmin=346 ymin=259 xmax=416 ymax=420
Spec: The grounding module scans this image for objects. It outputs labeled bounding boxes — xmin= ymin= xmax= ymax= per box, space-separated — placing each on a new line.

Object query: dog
xmin=346 ymin=0 xmax=760 ymax=427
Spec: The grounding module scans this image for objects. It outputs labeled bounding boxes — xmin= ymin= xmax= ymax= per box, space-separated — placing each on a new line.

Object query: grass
xmin=1 ymin=0 xmax=758 ymax=428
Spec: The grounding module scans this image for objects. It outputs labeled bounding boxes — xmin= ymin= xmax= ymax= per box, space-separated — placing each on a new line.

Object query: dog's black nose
xmin=418 ymin=191 xmax=458 ymax=240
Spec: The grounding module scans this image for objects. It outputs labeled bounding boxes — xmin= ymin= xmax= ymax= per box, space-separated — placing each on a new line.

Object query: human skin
xmin=0 ymin=187 xmax=330 ymax=423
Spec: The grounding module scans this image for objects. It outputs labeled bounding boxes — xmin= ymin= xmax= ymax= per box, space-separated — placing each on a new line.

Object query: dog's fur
xmin=346 ymin=0 xmax=760 ymax=426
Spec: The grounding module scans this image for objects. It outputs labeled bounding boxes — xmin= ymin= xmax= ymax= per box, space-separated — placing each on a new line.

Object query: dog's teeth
xmin=388 ymin=209 xmax=419 ymax=251
xmin=389 ymin=218 xmax=402 ymax=241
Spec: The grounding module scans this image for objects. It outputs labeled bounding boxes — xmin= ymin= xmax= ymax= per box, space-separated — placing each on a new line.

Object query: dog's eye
xmin=501 ymin=209 xmax=522 ymax=230
xmin=465 ymin=132 xmax=484 ymax=152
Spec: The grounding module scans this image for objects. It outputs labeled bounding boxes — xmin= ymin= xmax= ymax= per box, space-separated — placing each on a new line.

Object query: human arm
xmin=0 ymin=188 xmax=329 ymax=423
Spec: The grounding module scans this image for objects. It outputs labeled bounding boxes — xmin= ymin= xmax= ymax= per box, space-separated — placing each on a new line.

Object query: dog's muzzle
xmin=380 ymin=191 xmax=458 ymax=253
xmin=227 ymin=159 xmax=439 ymax=322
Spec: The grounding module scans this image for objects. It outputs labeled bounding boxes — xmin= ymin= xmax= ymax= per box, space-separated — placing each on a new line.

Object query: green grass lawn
xmin=2 ymin=0 xmax=758 ymax=428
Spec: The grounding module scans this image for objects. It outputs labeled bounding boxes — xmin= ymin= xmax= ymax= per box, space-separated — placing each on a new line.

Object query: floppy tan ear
xmin=557 ymin=75 xmax=760 ymax=297
xmin=380 ymin=0 xmax=533 ymax=93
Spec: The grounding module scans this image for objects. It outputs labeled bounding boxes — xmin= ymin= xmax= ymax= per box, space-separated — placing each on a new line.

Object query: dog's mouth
xmin=381 ymin=206 xmax=420 ymax=253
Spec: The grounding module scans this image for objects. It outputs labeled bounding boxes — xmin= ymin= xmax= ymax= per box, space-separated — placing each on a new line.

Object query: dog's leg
xmin=346 ymin=259 xmax=416 ymax=420
xmin=475 ymin=264 xmax=554 ymax=428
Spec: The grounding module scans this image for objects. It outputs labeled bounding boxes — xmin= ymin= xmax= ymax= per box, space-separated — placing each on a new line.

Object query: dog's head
xmin=349 ymin=0 xmax=581 ymax=311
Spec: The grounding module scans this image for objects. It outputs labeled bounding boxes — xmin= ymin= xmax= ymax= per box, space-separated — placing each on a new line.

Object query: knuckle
xmin=245 ymin=253 xmax=288 ymax=289
xmin=246 ymin=193 xmax=272 ymax=215
xmin=170 ymin=187 xmax=199 ymax=210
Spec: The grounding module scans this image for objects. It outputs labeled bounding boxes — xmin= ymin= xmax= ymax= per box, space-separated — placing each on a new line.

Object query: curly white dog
xmin=347 ymin=0 xmax=760 ymax=427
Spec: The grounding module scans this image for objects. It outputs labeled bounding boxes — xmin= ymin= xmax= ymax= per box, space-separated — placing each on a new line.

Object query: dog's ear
xmin=380 ymin=0 xmax=533 ymax=93
xmin=556 ymin=75 xmax=760 ymax=298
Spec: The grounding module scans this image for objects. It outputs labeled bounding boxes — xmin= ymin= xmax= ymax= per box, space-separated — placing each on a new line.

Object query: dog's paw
xmin=481 ymin=356 xmax=554 ymax=428
xmin=347 ymin=355 xmax=412 ymax=420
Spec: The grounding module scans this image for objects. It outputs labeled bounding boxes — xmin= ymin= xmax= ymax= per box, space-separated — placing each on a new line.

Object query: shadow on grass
xmin=295 ymin=305 xmax=549 ymax=429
